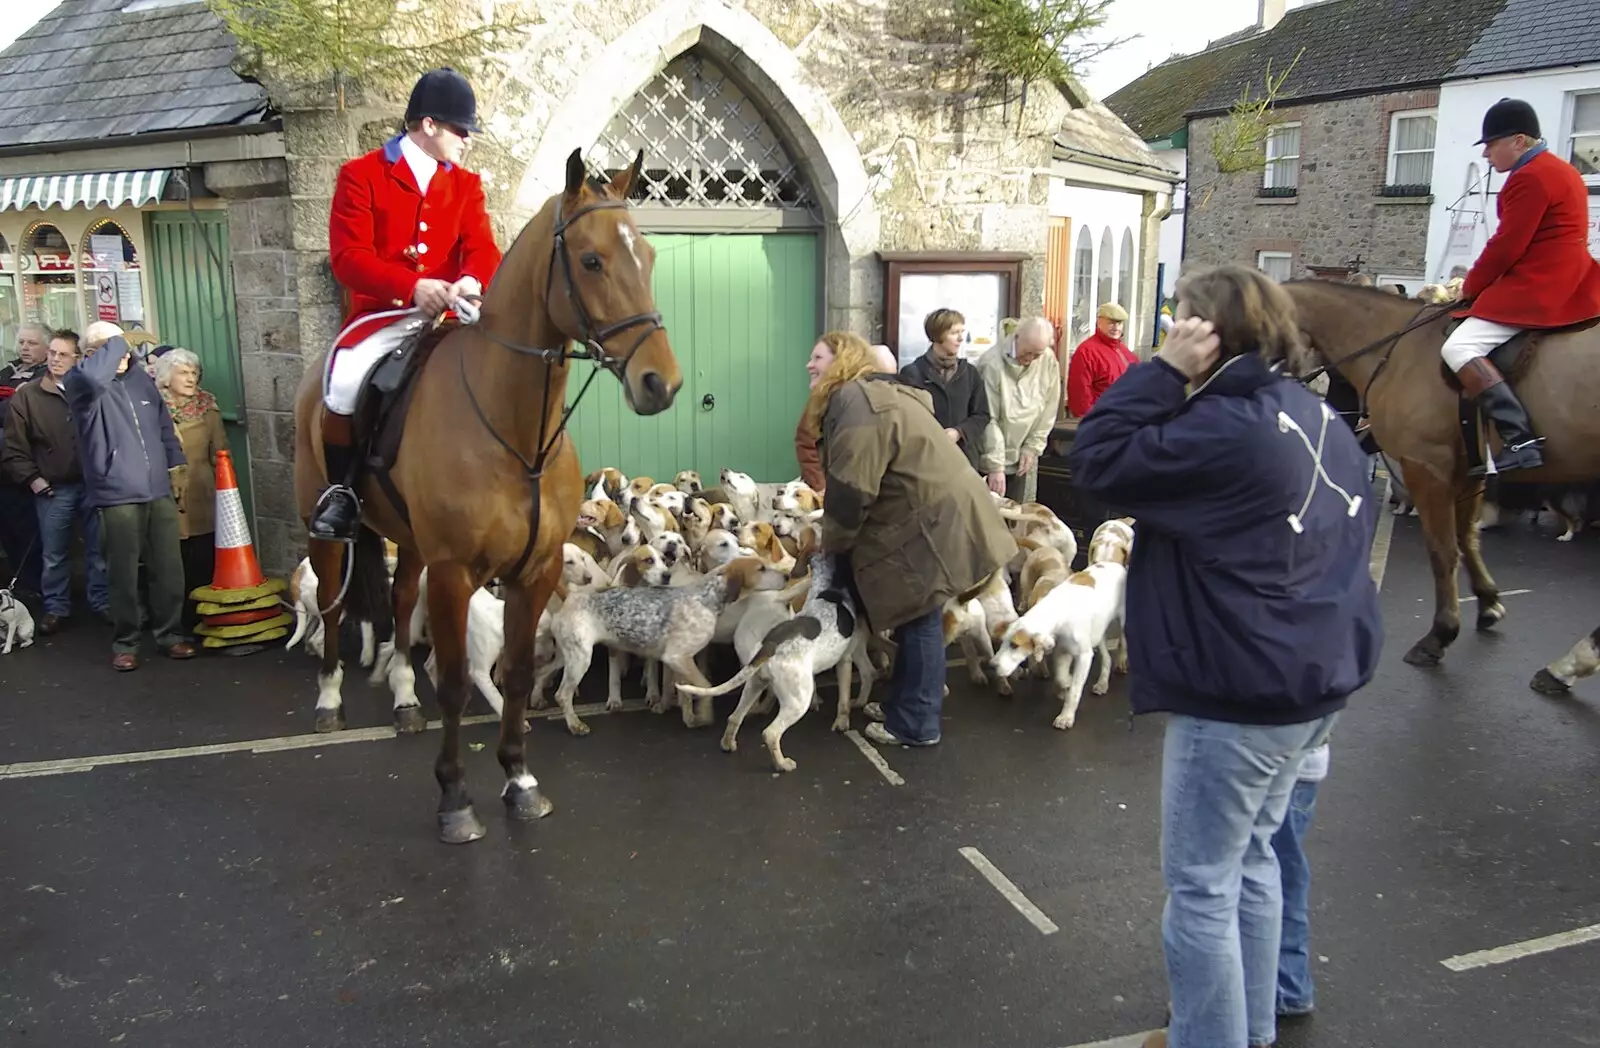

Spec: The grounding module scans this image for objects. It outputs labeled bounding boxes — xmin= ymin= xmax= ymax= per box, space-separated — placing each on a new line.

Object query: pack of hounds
xmin=281 ymin=466 xmax=1139 ymax=772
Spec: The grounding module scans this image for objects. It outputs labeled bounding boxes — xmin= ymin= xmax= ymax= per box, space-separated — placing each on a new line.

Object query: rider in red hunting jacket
xmin=1442 ymin=97 xmax=1600 ymax=476
xmin=310 ymin=67 xmax=503 ymax=542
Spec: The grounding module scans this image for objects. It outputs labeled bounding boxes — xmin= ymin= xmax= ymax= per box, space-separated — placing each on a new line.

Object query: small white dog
xmin=0 ymin=588 xmax=36 ymax=653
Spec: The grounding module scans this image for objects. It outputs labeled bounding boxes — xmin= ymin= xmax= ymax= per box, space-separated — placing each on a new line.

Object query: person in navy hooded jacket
xmin=1069 ymin=265 xmax=1381 ymax=1048
xmin=66 ymin=328 xmax=196 ymax=672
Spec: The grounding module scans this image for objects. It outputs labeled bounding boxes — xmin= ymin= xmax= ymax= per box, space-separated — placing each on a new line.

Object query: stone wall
xmin=1183 ymin=89 xmax=1438 ymax=280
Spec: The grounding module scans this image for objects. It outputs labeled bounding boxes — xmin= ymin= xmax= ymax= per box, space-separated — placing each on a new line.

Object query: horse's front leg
xmin=387 ymin=550 xmax=427 ymax=732
xmin=310 ymin=539 xmax=349 ymax=732
xmin=497 ymin=557 xmax=558 ymax=823
xmin=426 ymin=562 xmax=485 ymax=844
xmin=1403 ymin=465 xmax=1462 ymax=666
xmin=1454 ymin=483 xmax=1504 ymax=631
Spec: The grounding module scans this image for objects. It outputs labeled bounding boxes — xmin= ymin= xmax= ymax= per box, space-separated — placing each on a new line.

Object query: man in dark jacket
xmin=0 ymin=321 xmax=50 ymax=596
xmin=65 ymin=330 xmax=195 ymax=670
xmin=1069 ymin=265 xmax=1381 ymax=1048
xmin=2 ymin=331 xmax=108 ymax=633
xmin=898 ymin=308 xmax=993 ymax=477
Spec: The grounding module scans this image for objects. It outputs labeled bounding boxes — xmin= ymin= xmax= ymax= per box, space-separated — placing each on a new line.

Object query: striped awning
xmin=0 ymin=169 xmax=173 ymax=214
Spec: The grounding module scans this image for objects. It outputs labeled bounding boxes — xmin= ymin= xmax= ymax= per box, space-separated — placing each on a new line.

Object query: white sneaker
xmin=863 ymin=722 xmax=940 ymax=747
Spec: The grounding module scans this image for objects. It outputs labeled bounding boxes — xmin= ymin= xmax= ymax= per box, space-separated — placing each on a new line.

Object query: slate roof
xmin=1185 ymin=0 xmax=1510 ymax=116
xmin=1056 ymin=96 xmax=1181 ymax=178
xmin=1449 ymin=0 xmax=1600 ymax=78
xmin=1103 ymin=34 xmax=1261 ymax=142
xmin=0 ymin=0 xmax=271 ymax=150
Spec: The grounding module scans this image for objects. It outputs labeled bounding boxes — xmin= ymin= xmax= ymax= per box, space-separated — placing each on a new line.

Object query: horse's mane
xmin=1282 ymin=278 xmax=1425 ymax=308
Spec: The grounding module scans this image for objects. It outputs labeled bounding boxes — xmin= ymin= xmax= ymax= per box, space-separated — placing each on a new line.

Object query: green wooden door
xmin=566 ymin=232 xmax=818 ymax=484
xmin=145 ymin=211 xmax=254 ymax=528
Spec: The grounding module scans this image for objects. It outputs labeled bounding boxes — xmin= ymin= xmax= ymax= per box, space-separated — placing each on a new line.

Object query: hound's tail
xmin=675 ymin=615 xmax=822 ymax=697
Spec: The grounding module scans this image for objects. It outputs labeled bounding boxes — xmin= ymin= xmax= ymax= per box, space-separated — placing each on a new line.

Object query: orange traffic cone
xmin=189 ymin=450 xmax=289 ymax=649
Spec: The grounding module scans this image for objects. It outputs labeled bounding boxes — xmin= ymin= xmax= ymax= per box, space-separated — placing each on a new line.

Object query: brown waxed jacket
xmin=820 ymin=374 xmax=1015 ymax=631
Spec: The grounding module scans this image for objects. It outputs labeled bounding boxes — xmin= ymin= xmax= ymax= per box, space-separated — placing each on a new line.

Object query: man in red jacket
xmin=1067 ymin=302 xmax=1138 ymax=418
xmin=311 ymin=67 xmax=503 ymax=541
xmin=1442 ymin=98 xmax=1600 ymax=475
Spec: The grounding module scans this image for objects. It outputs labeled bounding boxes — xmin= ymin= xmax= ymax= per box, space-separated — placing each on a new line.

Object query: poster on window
xmin=90 ymin=234 xmax=125 ymax=272
xmin=1589 ymin=210 xmax=1599 ymax=263
xmin=95 ymin=274 xmax=119 ymax=322
xmin=116 ymin=271 xmax=144 ymax=326
xmin=895 ymin=272 xmax=1006 ymax=369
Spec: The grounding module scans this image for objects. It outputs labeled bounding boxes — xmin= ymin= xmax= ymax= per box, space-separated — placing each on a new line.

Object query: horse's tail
xmin=345 ymin=526 xmax=395 ymax=639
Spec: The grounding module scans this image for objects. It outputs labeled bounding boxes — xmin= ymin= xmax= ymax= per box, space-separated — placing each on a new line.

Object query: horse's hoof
xmin=1530 ymin=668 xmax=1571 ymax=696
xmin=313 ymin=708 xmax=345 ymax=733
xmin=566 ymin=718 xmax=590 ymax=737
xmin=394 ymin=705 xmax=428 ymax=734
xmin=1476 ymin=603 xmax=1506 ymax=631
xmin=502 ymin=784 xmax=555 ymax=821
xmin=438 ymin=807 xmax=486 ymax=845
xmin=1403 ymin=643 xmax=1442 ymax=667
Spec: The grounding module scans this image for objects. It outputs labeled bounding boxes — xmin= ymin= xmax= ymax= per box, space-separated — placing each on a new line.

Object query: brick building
xmin=1108 ymin=0 xmax=1513 ymax=292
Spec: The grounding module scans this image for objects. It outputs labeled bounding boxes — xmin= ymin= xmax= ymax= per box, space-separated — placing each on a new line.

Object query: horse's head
xmin=546 ymin=149 xmax=682 ymax=415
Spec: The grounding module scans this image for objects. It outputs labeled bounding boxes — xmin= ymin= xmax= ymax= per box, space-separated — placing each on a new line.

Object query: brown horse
xmin=1283 ymin=280 xmax=1600 ymax=668
xmin=292 ymin=149 xmax=681 ymax=844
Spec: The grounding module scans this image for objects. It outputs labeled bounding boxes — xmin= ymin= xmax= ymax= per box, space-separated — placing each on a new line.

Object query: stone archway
xmin=511 ymin=0 xmax=879 ymax=259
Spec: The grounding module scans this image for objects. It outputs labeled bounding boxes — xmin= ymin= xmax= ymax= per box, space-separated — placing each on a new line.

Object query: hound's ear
xmin=610 ymin=149 xmax=644 ymax=200
xmin=722 ymin=558 xmax=752 ymax=603
xmin=565 ymin=149 xmax=588 ymax=197
xmin=763 ymin=531 xmax=785 ymax=562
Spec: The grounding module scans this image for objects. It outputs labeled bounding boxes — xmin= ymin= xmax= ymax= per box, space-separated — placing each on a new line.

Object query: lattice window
xmin=588 ymin=50 xmax=815 ymax=210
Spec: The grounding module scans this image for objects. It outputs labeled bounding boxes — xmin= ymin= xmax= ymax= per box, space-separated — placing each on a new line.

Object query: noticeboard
xmin=878 ymin=252 xmax=1026 ymax=370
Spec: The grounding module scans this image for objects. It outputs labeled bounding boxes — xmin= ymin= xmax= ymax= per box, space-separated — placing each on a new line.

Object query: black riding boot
xmin=308 ymin=412 xmax=362 ymax=541
xmin=1458 ymin=358 xmax=1545 ymax=476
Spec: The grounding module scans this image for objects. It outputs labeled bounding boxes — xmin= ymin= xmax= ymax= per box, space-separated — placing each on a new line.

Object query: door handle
xmin=701 ymin=393 xmax=716 ymax=411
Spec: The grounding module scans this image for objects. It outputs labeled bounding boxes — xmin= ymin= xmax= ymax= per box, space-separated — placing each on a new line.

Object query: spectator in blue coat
xmin=1068 ymin=265 xmax=1381 ymax=1048
xmin=66 ymin=325 xmax=196 ymax=671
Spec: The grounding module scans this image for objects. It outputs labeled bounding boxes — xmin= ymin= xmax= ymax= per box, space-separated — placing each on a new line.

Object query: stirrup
xmin=308 ymin=484 xmax=361 ymax=542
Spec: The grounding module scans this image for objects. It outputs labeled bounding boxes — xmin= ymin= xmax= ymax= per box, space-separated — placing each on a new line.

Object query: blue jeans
xmin=885 ymin=606 xmax=946 ymax=743
xmin=34 ymin=483 xmax=108 ymax=616
xmin=1161 ymin=712 xmax=1338 ymax=1048
xmin=1271 ymin=778 xmax=1321 ymax=1015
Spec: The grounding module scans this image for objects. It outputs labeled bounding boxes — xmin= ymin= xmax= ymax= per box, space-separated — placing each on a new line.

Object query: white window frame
xmin=1263 ymin=123 xmax=1301 ymax=191
xmin=1257 ymin=250 xmax=1293 ymax=282
xmin=1567 ymin=90 xmax=1600 ymax=186
xmin=1386 ymin=109 xmax=1437 ymax=187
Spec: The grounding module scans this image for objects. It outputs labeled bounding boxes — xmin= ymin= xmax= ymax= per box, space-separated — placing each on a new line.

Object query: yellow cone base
xmin=195 ymin=593 xmax=285 ymax=616
xmin=190 ymin=578 xmax=286 ymax=604
xmin=195 ymin=612 xmax=294 ymax=639
xmin=200 ymin=627 xmax=290 ymax=649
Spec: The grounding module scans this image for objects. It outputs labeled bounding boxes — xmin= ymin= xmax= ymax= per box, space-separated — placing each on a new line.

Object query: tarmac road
xmin=2 ymin=513 xmax=1598 ymax=1048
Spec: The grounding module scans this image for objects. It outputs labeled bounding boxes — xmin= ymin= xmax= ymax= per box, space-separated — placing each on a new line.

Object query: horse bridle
xmin=457 ymin=195 xmax=665 ymax=581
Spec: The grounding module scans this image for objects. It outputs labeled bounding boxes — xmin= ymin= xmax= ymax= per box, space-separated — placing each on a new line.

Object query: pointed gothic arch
xmin=512 ymin=0 xmax=878 ymax=255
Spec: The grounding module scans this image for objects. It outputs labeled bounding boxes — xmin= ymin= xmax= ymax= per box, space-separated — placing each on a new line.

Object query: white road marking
xmin=1370 ymin=471 xmax=1396 ymax=592
xmin=1441 ymin=921 xmax=1600 ymax=972
xmin=843 ymin=729 xmax=905 ymax=786
xmin=958 ymin=846 xmax=1060 ymax=935
xmin=1058 ymin=1033 xmax=1159 ymax=1048
xmin=1458 ymin=588 xmax=1532 ymax=604
xmin=0 ymin=700 xmax=650 ymax=781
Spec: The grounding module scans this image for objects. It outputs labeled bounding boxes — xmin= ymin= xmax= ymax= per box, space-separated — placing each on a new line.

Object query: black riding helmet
xmin=405 ymin=68 xmax=480 ymax=134
xmin=1476 ymin=98 xmax=1540 ymax=145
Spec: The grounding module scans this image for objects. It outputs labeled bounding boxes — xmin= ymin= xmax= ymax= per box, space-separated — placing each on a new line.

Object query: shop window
xmin=1097 ymin=228 xmax=1113 ymax=317
xmin=20 ymin=222 xmax=77 ymax=334
xmin=0 ymin=231 xmax=15 ymax=354
xmin=1117 ymin=227 xmax=1135 ymax=316
xmin=1070 ymin=226 xmax=1094 ymax=342
xmin=80 ymin=219 xmax=145 ymax=331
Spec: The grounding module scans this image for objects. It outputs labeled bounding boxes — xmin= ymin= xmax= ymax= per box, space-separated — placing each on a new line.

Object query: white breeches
xmin=1441 ymin=317 xmax=1525 ymax=372
xmin=323 ymin=309 xmax=430 ymax=415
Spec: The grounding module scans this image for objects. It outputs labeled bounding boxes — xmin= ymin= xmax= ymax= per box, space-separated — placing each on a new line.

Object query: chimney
xmin=1259 ymin=0 xmax=1286 ymax=30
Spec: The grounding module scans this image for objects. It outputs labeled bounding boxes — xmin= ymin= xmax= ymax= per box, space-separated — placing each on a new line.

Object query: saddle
xmin=349 ymin=319 xmax=460 ymax=525
xmin=1439 ymin=315 xmax=1600 ymax=473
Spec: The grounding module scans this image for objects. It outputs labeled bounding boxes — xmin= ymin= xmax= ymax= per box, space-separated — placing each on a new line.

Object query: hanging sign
xmin=95 ymin=274 xmax=119 ymax=322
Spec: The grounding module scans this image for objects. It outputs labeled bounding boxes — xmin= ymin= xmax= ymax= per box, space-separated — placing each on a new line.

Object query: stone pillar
xmin=1136 ymin=189 xmax=1172 ymax=357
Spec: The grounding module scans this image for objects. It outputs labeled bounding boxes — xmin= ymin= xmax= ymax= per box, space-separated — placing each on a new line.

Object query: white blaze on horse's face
xmin=618 ymin=223 xmax=640 ymax=270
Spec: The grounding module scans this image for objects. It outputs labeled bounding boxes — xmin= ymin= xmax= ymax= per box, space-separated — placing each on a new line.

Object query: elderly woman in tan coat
xmin=154 ymin=348 xmax=228 ymax=629
xmin=805 ymin=333 xmax=1016 ymax=747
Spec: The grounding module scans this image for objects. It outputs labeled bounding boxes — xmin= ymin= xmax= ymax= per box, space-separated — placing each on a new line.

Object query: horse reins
xmin=1299 ymin=298 xmax=1463 ymax=420
xmin=456 ymin=196 xmax=665 ymax=582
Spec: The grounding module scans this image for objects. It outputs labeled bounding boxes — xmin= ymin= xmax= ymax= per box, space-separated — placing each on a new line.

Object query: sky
xmin=3 ymin=0 xmax=1296 ymax=101
xmin=1067 ymin=0 xmax=1315 ymax=100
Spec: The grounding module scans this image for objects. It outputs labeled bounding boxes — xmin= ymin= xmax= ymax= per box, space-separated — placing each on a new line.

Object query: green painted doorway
xmin=566 ymin=231 xmax=819 ymax=484
xmin=144 ymin=210 xmax=255 ymax=529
